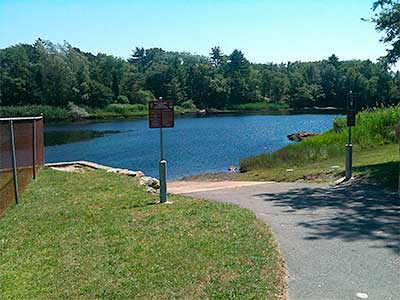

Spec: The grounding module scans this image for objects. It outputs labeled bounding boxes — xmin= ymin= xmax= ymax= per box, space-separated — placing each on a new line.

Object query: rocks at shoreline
xmin=106 ymin=168 xmax=159 ymax=192
xmin=287 ymin=131 xmax=318 ymax=142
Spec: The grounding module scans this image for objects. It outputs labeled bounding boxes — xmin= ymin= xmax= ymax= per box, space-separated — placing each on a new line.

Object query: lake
xmin=45 ymin=114 xmax=341 ymax=179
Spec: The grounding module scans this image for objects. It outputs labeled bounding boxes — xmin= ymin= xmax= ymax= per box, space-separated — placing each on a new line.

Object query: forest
xmin=1 ymin=39 xmax=399 ymax=111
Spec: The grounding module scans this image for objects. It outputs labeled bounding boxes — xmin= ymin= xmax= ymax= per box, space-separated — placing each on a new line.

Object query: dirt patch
xmin=179 ymin=172 xmax=238 ymax=182
xmin=50 ymin=164 xmax=89 ymax=173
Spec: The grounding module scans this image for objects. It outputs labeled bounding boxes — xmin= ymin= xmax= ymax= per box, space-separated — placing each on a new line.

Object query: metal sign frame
xmin=149 ymin=100 xmax=174 ymax=128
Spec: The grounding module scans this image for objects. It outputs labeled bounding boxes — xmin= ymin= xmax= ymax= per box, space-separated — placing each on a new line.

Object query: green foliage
xmin=68 ymin=102 xmax=89 ymax=120
xmin=332 ymin=117 xmax=347 ymax=132
xmin=1 ymin=40 xmax=399 ymax=112
xmin=134 ymin=89 xmax=154 ymax=104
xmin=0 ymin=105 xmax=71 ymax=121
xmin=0 ymin=169 xmax=285 ymax=299
xmin=241 ymin=106 xmax=400 ymax=171
xmin=93 ymin=103 xmax=148 ymax=118
xmin=234 ymin=102 xmax=289 ymax=111
xmin=181 ymin=99 xmax=197 ymax=109
xmin=372 ymin=0 xmax=400 ymax=65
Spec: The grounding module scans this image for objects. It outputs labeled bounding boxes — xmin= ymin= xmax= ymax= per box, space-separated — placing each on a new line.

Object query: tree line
xmin=1 ymin=39 xmax=399 ymax=110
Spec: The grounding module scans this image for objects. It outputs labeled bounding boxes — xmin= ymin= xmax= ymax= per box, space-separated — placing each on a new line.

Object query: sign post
xmin=345 ymin=91 xmax=356 ymax=180
xmin=149 ymin=98 xmax=174 ymax=203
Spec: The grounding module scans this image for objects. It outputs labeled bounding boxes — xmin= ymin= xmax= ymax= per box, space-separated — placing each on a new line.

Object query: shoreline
xmin=44 ymin=106 xmax=345 ymax=125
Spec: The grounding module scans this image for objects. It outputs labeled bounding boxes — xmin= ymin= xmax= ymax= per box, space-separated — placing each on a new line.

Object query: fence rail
xmin=0 ymin=116 xmax=44 ymax=216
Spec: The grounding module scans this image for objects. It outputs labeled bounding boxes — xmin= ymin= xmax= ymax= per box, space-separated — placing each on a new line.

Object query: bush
xmin=332 ymin=117 xmax=346 ymax=132
xmin=117 ymin=95 xmax=129 ymax=104
xmin=68 ymin=102 xmax=89 ymax=120
xmin=133 ymin=90 xmax=155 ymax=104
xmin=97 ymin=104 xmax=148 ymax=116
xmin=181 ymin=99 xmax=197 ymax=109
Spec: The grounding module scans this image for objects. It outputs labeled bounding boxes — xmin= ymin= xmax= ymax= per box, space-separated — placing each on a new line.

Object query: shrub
xmin=68 ymin=102 xmax=89 ymax=120
xmin=134 ymin=90 xmax=155 ymax=104
xmin=181 ymin=99 xmax=197 ymax=109
xmin=117 ymin=95 xmax=129 ymax=104
xmin=332 ymin=117 xmax=346 ymax=132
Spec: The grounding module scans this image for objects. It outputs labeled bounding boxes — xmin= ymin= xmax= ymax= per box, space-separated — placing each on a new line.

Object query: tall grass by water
xmin=0 ymin=105 xmax=71 ymax=121
xmin=234 ymin=102 xmax=289 ymax=111
xmin=0 ymin=103 xmax=198 ymax=122
xmin=240 ymin=105 xmax=400 ymax=172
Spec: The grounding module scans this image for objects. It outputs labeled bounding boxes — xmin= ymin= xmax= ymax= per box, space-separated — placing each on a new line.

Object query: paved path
xmin=170 ymin=181 xmax=400 ymax=300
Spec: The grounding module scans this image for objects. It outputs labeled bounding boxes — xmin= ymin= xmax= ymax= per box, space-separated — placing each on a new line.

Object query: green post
xmin=159 ymin=98 xmax=167 ymax=203
xmin=345 ymin=91 xmax=356 ymax=181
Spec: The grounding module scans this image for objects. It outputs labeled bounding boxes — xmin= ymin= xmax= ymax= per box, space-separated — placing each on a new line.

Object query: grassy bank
xmin=240 ymin=106 xmax=400 ymax=189
xmin=0 ymin=104 xmax=199 ymax=122
xmin=0 ymin=168 xmax=285 ymax=300
xmin=233 ymin=102 xmax=289 ymax=111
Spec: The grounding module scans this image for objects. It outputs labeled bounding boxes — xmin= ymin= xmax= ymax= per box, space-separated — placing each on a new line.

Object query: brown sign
xmin=149 ymin=100 xmax=174 ymax=128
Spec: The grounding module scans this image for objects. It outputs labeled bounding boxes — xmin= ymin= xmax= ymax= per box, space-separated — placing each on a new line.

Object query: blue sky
xmin=0 ymin=0 xmax=391 ymax=65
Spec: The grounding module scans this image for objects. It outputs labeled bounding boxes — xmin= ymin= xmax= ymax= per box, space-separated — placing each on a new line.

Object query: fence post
xmin=32 ymin=119 xmax=37 ymax=179
xmin=10 ymin=120 xmax=19 ymax=204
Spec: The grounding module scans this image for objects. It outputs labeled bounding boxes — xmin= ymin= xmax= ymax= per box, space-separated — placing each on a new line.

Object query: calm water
xmin=45 ymin=114 xmax=340 ymax=179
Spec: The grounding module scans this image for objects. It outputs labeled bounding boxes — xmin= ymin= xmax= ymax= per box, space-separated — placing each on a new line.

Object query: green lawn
xmin=0 ymin=168 xmax=285 ymax=300
xmin=238 ymin=144 xmax=399 ymax=189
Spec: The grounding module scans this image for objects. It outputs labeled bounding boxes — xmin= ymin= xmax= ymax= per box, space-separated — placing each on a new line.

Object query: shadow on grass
xmin=254 ymin=181 xmax=399 ymax=254
xmin=352 ymin=161 xmax=399 ymax=190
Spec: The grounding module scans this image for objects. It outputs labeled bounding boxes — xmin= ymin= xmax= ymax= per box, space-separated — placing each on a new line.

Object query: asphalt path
xmin=171 ymin=181 xmax=400 ymax=300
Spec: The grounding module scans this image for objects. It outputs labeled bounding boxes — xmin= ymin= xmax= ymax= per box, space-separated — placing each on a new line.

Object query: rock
xmin=198 ymin=109 xmax=207 ymax=115
xmin=139 ymin=176 xmax=160 ymax=189
xmin=117 ymin=169 xmax=131 ymax=175
xmin=287 ymin=131 xmax=318 ymax=142
xmin=286 ymin=168 xmax=294 ymax=172
xmin=228 ymin=166 xmax=238 ymax=173
xmin=356 ymin=292 xmax=368 ymax=299
xmin=145 ymin=187 xmax=158 ymax=194
xmin=107 ymin=168 xmax=122 ymax=173
xmin=128 ymin=170 xmax=144 ymax=178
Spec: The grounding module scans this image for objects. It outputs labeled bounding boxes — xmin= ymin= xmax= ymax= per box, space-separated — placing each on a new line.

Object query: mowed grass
xmin=239 ymin=106 xmax=400 ymax=190
xmin=0 ymin=168 xmax=285 ymax=300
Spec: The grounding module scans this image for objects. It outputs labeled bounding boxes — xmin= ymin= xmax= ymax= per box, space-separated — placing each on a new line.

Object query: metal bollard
xmin=345 ymin=126 xmax=353 ymax=180
xmin=159 ymin=160 xmax=167 ymax=203
xmin=345 ymin=143 xmax=352 ymax=180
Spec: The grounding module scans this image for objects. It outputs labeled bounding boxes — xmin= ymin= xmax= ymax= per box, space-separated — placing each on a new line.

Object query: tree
xmin=372 ymin=0 xmax=400 ymax=64
xmin=210 ymin=46 xmax=223 ymax=68
xmin=328 ymin=54 xmax=340 ymax=68
xmin=128 ymin=47 xmax=146 ymax=72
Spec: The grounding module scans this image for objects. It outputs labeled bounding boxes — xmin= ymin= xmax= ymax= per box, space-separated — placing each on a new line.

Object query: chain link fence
xmin=0 ymin=117 xmax=44 ymax=216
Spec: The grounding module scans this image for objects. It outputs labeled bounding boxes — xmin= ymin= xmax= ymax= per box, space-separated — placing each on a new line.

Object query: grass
xmin=0 ymin=105 xmax=71 ymax=121
xmin=240 ymin=106 xmax=400 ymax=190
xmin=0 ymin=168 xmax=285 ymax=300
xmin=233 ymin=102 xmax=289 ymax=111
xmin=0 ymin=104 xmax=199 ymax=122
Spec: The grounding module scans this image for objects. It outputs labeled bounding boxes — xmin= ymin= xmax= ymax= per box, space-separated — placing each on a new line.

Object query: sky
xmin=0 ymin=0 xmax=395 ymax=66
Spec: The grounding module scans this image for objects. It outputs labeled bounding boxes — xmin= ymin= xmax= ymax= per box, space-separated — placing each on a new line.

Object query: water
xmin=45 ymin=114 xmax=340 ymax=179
